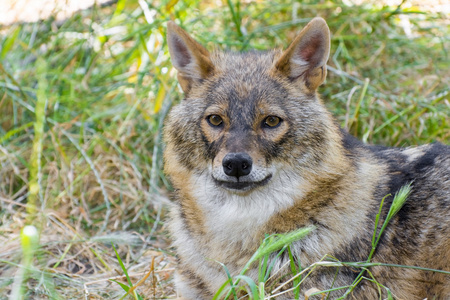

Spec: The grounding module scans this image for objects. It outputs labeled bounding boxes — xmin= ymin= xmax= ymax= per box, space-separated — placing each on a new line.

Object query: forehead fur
xmin=210 ymin=50 xmax=282 ymax=76
xmin=210 ymin=50 xmax=284 ymax=94
xmin=191 ymin=49 xmax=300 ymax=108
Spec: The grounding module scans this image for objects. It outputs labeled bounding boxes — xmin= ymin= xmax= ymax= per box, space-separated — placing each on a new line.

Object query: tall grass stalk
xmin=337 ymin=183 xmax=412 ymax=299
xmin=26 ymin=58 xmax=47 ymax=224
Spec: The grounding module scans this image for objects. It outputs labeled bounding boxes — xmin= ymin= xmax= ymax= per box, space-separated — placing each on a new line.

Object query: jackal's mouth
xmin=214 ymin=174 xmax=272 ymax=191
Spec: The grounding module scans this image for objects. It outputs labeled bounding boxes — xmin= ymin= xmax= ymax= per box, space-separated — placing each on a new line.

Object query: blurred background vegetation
xmin=0 ymin=0 xmax=448 ymax=298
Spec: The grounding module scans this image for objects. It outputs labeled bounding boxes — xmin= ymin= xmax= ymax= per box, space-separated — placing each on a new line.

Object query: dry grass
xmin=0 ymin=143 xmax=176 ymax=298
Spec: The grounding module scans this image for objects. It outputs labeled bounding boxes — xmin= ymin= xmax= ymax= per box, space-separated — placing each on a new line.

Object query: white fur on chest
xmin=170 ymin=166 xmax=323 ymax=294
xmin=191 ymin=169 xmax=306 ymax=246
xmin=170 ymin=169 xmax=306 ymax=294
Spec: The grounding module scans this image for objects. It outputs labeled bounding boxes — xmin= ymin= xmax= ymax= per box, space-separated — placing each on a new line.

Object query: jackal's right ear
xmin=167 ymin=21 xmax=214 ymax=94
xmin=275 ymin=17 xmax=330 ymax=91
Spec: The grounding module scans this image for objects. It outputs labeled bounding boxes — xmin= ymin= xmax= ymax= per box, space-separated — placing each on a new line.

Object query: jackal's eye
xmin=207 ymin=114 xmax=223 ymax=127
xmin=263 ymin=116 xmax=281 ymax=128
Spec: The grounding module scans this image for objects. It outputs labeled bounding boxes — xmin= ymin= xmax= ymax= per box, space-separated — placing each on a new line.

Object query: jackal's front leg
xmin=174 ymin=270 xmax=214 ymax=300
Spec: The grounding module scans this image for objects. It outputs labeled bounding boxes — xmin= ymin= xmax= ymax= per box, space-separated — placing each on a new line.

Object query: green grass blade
xmin=112 ymin=244 xmax=133 ymax=286
xmin=213 ymin=260 xmax=238 ymax=300
xmin=287 ymin=245 xmax=301 ymax=299
xmin=246 ymin=226 xmax=315 ymax=271
xmin=1 ymin=26 xmax=21 ymax=59
xmin=110 ymin=279 xmax=130 ymax=292
xmin=27 ymin=57 xmax=48 ymax=223
xmin=0 ymin=121 xmax=33 ymax=144
xmin=234 ymin=275 xmax=259 ymax=300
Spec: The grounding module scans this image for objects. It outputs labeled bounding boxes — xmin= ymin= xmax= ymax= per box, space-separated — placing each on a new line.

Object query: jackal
xmin=164 ymin=18 xmax=450 ymax=299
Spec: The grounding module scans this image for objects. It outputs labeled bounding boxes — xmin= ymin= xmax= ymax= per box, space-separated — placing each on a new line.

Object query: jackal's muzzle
xmin=213 ymin=152 xmax=272 ymax=192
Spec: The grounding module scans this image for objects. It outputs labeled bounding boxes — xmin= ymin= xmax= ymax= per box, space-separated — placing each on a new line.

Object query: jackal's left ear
xmin=275 ymin=17 xmax=330 ymax=91
xmin=167 ymin=21 xmax=214 ymax=94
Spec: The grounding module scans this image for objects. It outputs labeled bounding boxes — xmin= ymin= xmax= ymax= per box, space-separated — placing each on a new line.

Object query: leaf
xmin=153 ymin=86 xmax=165 ymax=113
xmin=110 ymin=279 xmax=130 ymax=292
xmin=213 ymin=260 xmax=238 ymax=300
xmin=252 ymin=226 xmax=315 ymax=264
xmin=112 ymin=244 xmax=133 ymax=286
xmin=386 ymin=287 xmax=394 ymax=300
xmin=234 ymin=275 xmax=259 ymax=300
xmin=1 ymin=26 xmax=21 ymax=60
xmin=165 ymin=0 xmax=180 ymax=13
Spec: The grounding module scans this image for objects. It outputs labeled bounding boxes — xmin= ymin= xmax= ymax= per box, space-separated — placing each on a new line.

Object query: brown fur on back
xmin=164 ymin=18 xmax=450 ymax=299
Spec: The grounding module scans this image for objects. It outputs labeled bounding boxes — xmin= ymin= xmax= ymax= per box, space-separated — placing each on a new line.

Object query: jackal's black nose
xmin=222 ymin=152 xmax=252 ymax=178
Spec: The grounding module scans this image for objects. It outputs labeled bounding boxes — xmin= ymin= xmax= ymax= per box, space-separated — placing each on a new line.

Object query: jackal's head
xmin=165 ymin=18 xmax=339 ymax=195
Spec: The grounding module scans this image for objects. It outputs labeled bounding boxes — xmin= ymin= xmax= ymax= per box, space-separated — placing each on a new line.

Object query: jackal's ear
xmin=167 ymin=21 xmax=214 ymax=94
xmin=275 ymin=17 xmax=330 ymax=91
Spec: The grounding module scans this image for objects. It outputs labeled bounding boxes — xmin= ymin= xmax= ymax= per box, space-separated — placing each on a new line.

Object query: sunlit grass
xmin=0 ymin=0 xmax=448 ymax=298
